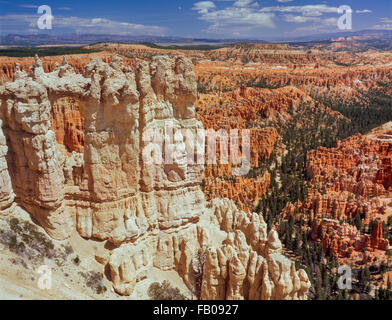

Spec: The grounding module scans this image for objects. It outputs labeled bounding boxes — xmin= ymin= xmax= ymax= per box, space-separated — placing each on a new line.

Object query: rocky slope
xmin=0 ymin=54 xmax=310 ymax=299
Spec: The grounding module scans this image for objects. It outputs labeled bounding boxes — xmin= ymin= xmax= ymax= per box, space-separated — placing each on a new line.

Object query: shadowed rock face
xmin=0 ymin=55 xmax=311 ymax=300
xmin=50 ymin=97 xmax=85 ymax=155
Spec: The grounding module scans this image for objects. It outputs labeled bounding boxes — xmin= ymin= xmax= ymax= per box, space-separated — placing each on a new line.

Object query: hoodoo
xmin=0 ymin=54 xmax=310 ymax=299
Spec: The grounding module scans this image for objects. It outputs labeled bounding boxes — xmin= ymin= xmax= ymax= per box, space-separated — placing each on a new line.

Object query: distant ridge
xmin=278 ymin=29 xmax=392 ymax=42
xmin=0 ymin=29 xmax=391 ymax=46
xmin=0 ymin=33 xmax=260 ymax=46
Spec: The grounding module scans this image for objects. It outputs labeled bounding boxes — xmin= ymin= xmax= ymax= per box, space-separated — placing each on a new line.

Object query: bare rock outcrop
xmin=0 ymin=63 xmax=69 ymax=238
xmin=199 ymin=199 xmax=311 ymax=300
xmin=0 ymin=119 xmax=14 ymax=210
xmin=0 ymin=55 xmax=310 ymax=300
xmin=310 ymin=218 xmax=389 ymax=259
xmin=0 ymin=54 xmax=205 ymax=241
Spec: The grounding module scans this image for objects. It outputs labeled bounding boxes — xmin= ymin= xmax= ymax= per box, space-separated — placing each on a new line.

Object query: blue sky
xmin=0 ymin=0 xmax=391 ymax=39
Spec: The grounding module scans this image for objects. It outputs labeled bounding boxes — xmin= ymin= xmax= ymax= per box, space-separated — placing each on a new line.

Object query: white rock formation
xmin=0 ymin=55 xmax=310 ymax=300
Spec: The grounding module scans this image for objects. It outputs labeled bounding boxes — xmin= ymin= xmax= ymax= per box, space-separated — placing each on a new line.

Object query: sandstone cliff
xmin=0 ymin=55 xmax=310 ymax=300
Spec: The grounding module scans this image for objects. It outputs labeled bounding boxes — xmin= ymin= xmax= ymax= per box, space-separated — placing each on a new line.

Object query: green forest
xmin=0 ymin=47 xmax=98 ymax=57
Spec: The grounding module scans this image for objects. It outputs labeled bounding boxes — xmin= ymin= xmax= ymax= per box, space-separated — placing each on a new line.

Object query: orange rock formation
xmin=310 ymin=219 xmax=389 ymax=260
xmin=50 ymin=97 xmax=85 ymax=154
xmin=0 ymin=54 xmax=135 ymax=82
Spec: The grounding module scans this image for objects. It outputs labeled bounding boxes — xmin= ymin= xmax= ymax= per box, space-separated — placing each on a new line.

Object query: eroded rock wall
xmin=0 ymin=55 xmax=310 ymax=300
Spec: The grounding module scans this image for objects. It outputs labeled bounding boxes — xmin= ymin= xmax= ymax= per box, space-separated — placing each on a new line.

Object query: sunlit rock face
xmin=310 ymin=218 xmax=389 ymax=260
xmin=0 ymin=54 xmax=311 ymax=300
xmin=163 ymin=130 xmax=188 ymax=182
xmin=0 ymin=54 xmax=205 ymax=241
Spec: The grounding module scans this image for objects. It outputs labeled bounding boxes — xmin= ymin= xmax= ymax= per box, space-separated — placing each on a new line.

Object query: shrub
xmin=73 ymin=256 xmax=80 ymax=265
xmin=148 ymin=281 xmax=187 ymax=300
xmin=0 ymin=217 xmax=60 ymax=266
xmin=81 ymin=271 xmax=107 ymax=295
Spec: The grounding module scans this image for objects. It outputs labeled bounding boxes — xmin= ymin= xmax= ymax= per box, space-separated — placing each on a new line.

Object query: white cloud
xmin=192 ymin=1 xmax=216 ymax=14
xmin=0 ymin=13 xmax=166 ymax=35
xmin=233 ymin=0 xmax=254 ymax=7
xmin=372 ymin=24 xmax=392 ymax=30
xmin=290 ymin=16 xmax=338 ymax=33
xmin=372 ymin=17 xmax=392 ymax=30
xmin=57 ymin=7 xmax=73 ymax=11
xmin=260 ymin=4 xmax=339 ymax=17
xmin=355 ymin=9 xmax=372 ymax=14
xmin=192 ymin=0 xmax=275 ymax=35
xmin=380 ymin=17 xmax=392 ymax=23
xmin=18 ymin=4 xmax=39 ymax=8
xmin=191 ymin=2 xmax=364 ymax=37
xmin=283 ymin=14 xmax=320 ymax=23
xmin=322 ymin=17 xmax=338 ymax=26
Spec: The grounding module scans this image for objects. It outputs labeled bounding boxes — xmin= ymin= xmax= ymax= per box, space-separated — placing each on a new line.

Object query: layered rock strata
xmin=0 ymin=55 xmax=310 ymax=299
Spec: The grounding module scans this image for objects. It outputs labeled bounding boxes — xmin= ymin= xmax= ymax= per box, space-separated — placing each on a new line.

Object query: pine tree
xmin=354 ymin=214 xmax=362 ymax=231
